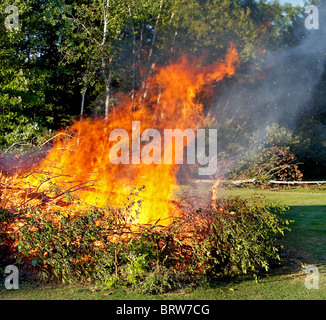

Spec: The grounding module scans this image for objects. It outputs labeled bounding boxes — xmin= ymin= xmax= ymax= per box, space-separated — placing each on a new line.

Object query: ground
xmin=1 ymin=183 xmax=326 ymax=300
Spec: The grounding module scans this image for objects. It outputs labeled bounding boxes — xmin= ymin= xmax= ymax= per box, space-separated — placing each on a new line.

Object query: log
xmin=268 ymin=180 xmax=326 ymax=185
xmin=196 ymin=179 xmax=326 ymax=186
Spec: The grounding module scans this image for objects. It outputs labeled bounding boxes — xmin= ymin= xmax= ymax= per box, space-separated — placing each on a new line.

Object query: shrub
xmin=0 ymin=180 xmax=291 ymax=291
xmin=184 ymin=195 xmax=291 ymax=277
xmin=227 ymin=145 xmax=303 ymax=183
xmin=14 ymin=207 xmax=130 ymax=283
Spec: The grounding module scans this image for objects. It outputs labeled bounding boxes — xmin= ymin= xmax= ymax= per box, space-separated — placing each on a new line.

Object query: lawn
xmin=1 ymin=184 xmax=326 ymax=300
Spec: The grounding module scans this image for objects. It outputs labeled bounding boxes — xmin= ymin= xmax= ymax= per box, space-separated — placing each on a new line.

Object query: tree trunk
xmin=128 ymin=5 xmax=137 ymax=111
xmin=140 ymin=0 xmax=164 ymax=106
xmin=100 ymin=0 xmax=112 ymax=120
xmin=168 ymin=12 xmax=178 ymax=63
xmin=104 ymin=71 xmax=112 ymax=120
xmin=131 ymin=32 xmax=136 ymax=111
xmin=80 ymin=89 xmax=86 ymax=120
xmin=148 ymin=0 xmax=164 ymax=62
xmin=101 ymin=0 xmax=110 ymax=46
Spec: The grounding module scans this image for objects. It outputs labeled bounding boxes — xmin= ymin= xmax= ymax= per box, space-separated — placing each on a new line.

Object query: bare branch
xmin=38 ymin=133 xmax=75 ymax=149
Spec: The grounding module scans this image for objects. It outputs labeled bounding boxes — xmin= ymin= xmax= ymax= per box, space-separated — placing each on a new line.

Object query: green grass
xmin=1 ymin=184 xmax=326 ymax=300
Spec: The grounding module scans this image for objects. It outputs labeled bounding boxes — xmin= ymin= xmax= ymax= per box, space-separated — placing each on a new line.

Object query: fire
xmin=11 ymin=44 xmax=239 ymax=225
xmin=211 ymin=178 xmax=220 ymax=209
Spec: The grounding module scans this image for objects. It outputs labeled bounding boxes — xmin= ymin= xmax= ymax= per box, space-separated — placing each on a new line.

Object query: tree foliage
xmin=0 ymin=0 xmax=325 ymax=177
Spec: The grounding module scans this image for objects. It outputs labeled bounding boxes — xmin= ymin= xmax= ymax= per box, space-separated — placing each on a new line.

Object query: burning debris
xmin=0 ymin=44 xmax=291 ymax=284
xmin=1 ymin=44 xmax=239 ymax=226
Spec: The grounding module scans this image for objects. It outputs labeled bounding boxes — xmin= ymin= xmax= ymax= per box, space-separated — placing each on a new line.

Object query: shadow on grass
xmin=204 ymin=204 xmax=326 ymax=289
xmin=282 ymin=205 xmax=326 ymax=262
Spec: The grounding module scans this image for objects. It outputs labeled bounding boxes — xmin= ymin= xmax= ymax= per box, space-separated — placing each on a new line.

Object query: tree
xmin=168 ymin=0 xmax=302 ymax=67
xmin=0 ymin=0 xmax=83 ymax=147
xmin=58 ymin=0 xmax=129 ymax=119
xmin=0 ymin=1 xmax=51 ymax=145
xmin=0 ymin=0 xmax=307 ymax=157
xmin=58 ymin=0 xmax=175 ymax=117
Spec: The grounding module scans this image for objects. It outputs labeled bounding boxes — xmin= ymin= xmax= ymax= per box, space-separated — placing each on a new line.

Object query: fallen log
xmin=195 ymin=179 xmax=257 ymax=185
xmin=195 ymin=179 xmax=326 ymax=186
xmin=268 ymin=180 xmax=326 ymax=185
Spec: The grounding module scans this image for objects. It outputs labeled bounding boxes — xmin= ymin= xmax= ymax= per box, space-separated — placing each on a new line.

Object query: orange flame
xmin=22 ymin=44 xmax=239 ymax=225
xmin=211 ymin=178 xmax=220 ymax=208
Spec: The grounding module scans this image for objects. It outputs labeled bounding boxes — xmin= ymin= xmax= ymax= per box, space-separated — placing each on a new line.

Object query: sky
xmin=276 ymin=0 xmax=305 ymax=6
xmin=272 ymin=0 xmax=304 ymax=6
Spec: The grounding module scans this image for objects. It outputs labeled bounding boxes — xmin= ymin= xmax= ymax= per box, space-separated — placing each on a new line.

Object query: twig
xmin=38 ymin=133 xmax=75 ymax=149
xmin=3 ymin=142 xmax=34 ymax=154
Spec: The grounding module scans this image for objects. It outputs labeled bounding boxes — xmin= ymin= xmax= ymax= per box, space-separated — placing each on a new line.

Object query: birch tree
xmin=60 ymin=0 xmax=127 ymax=119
